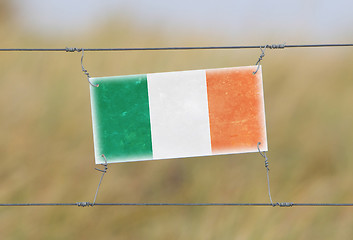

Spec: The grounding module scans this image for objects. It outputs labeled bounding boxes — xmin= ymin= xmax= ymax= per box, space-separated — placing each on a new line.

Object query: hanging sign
xmin=90 ymin=66 xmax=267 ymax=164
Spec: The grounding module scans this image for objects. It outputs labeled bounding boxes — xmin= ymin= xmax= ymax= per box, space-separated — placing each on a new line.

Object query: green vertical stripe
xmin=90 ymin=75 xmax=153 ymax=163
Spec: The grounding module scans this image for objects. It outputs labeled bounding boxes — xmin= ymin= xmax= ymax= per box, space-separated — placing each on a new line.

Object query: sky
xmin=10 ymin=0 xmax=353 ymax=42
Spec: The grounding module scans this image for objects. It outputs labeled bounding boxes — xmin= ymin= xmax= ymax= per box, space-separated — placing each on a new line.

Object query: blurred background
xmin=1 ymin=0 xmax=353 ymax=239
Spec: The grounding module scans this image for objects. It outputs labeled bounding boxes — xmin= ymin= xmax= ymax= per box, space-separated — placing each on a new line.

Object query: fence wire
xmin=1 ymin=202 xmax=353 ymax=207
xmin=0 ymin=43 xmax=352 ymax=52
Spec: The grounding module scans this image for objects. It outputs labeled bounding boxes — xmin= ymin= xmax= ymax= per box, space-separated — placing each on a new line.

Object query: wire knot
xmin=253 ymin=43 xmax=286 ymax=74
xmin=65 ymin=47 xmax=82 ymax=52
xmin=76 ymin=202 xmax=93 ymax=207
xmin=267 ymin=43 xmax=286 ymax=49
xmin=95 ymin=154 xmax=108 ymax=173
xmin=264 ymin=159 xmax=269 ymax=169
xmin=257 ymin=142 xmax=270 ymax=171
xmin=273 ymin=202 xmax=293 ymax=207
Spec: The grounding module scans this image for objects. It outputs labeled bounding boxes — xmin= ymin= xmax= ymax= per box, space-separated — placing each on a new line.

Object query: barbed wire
xmin=0 ymin=43 xmax=352 ymax=52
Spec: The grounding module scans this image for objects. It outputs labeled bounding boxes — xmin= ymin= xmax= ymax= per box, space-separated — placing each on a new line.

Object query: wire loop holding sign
xmin=92 ymin=154 xmax=109 ymax=205
xmin=253 ymin=46 xmax=267 ymax=75
xmin=257 ymin=142 xmax=274 ymax=206
xmin=80 ymin=49 xmax=99 ymax=87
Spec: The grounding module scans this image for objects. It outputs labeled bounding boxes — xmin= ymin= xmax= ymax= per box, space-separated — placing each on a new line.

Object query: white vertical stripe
xmin=147 ymin=70 xmax=212 ymax=159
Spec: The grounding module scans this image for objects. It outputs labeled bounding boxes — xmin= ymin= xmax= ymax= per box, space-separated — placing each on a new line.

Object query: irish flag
xmin=90 ymin=66 xmax=267 ymax=164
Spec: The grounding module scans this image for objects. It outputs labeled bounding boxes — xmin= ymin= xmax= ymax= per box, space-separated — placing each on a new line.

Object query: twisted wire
xmin=80 ymin=49 xmax=98 ymax=87
xmin=257 ymin=142 xmax=273 ymax=205
xmin=253 ymin=46 xmax=267 ymax=74
xmin=92 ymin=154 xmax=108 ymax=206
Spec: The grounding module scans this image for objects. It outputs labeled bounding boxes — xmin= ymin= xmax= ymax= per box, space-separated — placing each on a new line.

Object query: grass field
xmin=1 ymin=13 xmax=353 ymax=239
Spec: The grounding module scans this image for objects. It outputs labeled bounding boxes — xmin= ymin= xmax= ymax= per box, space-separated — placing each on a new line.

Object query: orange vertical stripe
xmin=206 ymin=66 xmax=267 ymax=154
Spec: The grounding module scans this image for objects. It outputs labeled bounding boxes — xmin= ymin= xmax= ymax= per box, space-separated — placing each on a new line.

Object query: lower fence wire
xmin=1 ymin=203 xmax=353 ymax=207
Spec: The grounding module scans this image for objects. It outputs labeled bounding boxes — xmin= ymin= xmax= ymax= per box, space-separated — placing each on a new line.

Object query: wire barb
xmin=257 ymin=142 xmax=274 ymax=205
xmin=65 ymin=47 xmax=82 ymax=53
xmin=80 ymin=49 xmax=99 ymax=87
xmin=276 ymin=202 xmax=294 ymax=207
xmin=92 ymin=154 xmax=109 ymax=206
xmin=267 ymin=43 xmax=286 ymax=49
xmin=76 ymin=202 xmax=93 ymax=207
